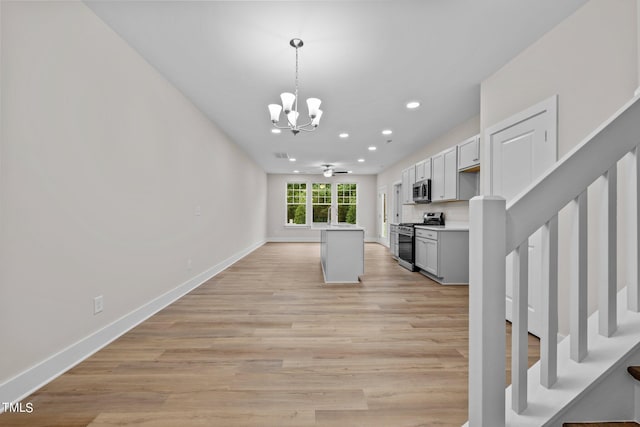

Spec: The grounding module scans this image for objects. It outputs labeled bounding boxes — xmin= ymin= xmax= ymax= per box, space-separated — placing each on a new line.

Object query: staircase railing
xmin=468 ymin=94 xmax=640 ymax=426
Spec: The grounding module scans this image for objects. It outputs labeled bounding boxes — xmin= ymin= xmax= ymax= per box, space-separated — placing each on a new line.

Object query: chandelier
xmin=268 ymin=38 xmax=322 ymax=135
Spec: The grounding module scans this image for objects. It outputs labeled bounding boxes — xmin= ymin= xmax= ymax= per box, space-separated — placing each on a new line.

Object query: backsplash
xmin=401 ymin=200 xmax=469 ymax=225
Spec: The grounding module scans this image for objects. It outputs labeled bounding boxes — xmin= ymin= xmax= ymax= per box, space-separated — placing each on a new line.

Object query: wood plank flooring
xmin=0 ymin=243 xmax=540 ymax=426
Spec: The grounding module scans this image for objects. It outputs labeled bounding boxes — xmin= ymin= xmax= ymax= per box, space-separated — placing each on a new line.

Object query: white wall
xmin=480 ymin=0 xmax=638 ymax=334
xmin=267 ymin=174 xmax=377 ymax=241
xmin=377 ymin=116 xmax=480 ymax=226
xmin=0 ymin=1 xmax=266 ymax=385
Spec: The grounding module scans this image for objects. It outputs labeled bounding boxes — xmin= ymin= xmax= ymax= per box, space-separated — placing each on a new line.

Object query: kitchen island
xmin=320 ymin=226 xmax=364 ymax=283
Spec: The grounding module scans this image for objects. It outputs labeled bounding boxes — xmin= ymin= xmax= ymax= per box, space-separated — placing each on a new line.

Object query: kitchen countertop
xmin=414 ymin=224 xmax=469 ymax=231
xmin=321 ymin=225 xmax=365 ymax=231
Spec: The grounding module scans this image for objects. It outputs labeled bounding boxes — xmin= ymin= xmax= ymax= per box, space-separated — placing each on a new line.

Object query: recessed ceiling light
xmin=357 ymin=158 xmax=365 ymax=163
xmin=289 ymin=158 xmax=296 ymax=162
xmin=293 ymin=170 xmax=300 ymax=173
xmin=271 ymin=129 xmax=281 ymax=134
xmin=368 ymin=146 xmax=377 ymax=151
xmin=339 ymin=133 xmax=349 ymax=138
xmin=382 ymin=129 xmax=393 ymax=135
xmin=406 ymin=101 xmax=421 ymax=109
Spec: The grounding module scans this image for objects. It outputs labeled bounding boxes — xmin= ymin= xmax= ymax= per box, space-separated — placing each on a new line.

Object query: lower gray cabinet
xmin=414 ymin=227 xmax=469 ymax=285
xmin=415 ymin=232 xmax=438 ymax=275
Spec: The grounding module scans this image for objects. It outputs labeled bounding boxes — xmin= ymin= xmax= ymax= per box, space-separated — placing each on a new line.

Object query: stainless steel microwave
xmin=412 ymin=179 xmax=431 ymax=203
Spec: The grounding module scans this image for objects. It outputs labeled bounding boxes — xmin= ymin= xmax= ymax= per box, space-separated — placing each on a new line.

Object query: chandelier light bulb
xmin=311 ymin=110 xmax=323 ymax=127
xmin=306 ymin=98 xmax=321 ymax=118
xmin=268 ymin=104 xmax=282 ymax=123
xmin=280 ymin=93 xmax=295 ymax=114
xmin=287 ymin=111 xmax=299 ymax=127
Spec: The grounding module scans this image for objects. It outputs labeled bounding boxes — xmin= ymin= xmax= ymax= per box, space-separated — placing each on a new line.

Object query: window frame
xmin=336 ymin=182 xmax=358 ymax=225
xmin=311 ymin=182 xmax=333 ymax=226
xmin=285 ymin=181 xmax=309 ymax=227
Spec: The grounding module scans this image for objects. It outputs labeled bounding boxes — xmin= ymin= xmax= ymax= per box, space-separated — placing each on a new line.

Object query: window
xmin=284 ymin=182 xmax=358 ymax=227
xmin=337 ymin=183 xmax=357 ymax=224
xmin=312 ymin=183 xmax=332 ymax=224
xmin=286 ymin=183 xmax=307 ymax=225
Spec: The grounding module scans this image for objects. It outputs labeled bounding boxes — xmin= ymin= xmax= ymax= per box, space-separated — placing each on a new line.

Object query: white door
xmin=486 ymin=96 xmax=557 ymax=337
xmin=378 ymin=187 xmax=387 ymax=242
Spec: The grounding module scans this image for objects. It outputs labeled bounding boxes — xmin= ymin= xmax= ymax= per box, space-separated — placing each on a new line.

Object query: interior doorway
xmin=392 ymin=182 xmax=402 ymax=225
xmin=378 ymin=186 xmax=388 ymax=244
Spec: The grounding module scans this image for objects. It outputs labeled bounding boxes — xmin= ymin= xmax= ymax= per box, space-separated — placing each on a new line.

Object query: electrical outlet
xmin=93 ymin=295 xmax=104 ymax=315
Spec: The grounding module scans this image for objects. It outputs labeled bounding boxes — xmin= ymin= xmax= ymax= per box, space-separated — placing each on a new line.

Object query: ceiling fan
xmin=322 ymin=164 xmax=352 ymax=177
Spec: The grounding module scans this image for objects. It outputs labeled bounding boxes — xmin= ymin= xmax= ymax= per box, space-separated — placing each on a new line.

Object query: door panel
xmin=432 ymin=154 xmax=444 ymax=200
xmin=415 ymin=238 xmax=427 ymax=270
xmin=443 ymin=148 xmax=458 ymax=200
xmin=425 ymin=239 xmax=438 ymax=276
xmin=488 ymin=105 xmax=556 ymax=337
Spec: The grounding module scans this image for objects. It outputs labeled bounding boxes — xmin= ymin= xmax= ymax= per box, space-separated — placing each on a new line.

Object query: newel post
xmin=468 ymin=196 xmax=507 ymax=427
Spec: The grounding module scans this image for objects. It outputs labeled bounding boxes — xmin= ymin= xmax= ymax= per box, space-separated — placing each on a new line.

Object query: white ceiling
xmin=86 ymin=0 xmax=587 ymax=175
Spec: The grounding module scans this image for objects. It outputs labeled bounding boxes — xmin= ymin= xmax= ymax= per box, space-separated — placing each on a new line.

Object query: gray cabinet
xmin=432 ymin=146 xmax=477 ymax=203
xmin=415 ymin=235 xmax=427 ymax=270
xmin=415 ymin=158 xmax=431 ymax=182
xmin=401 ymin=166 xmax=415 ymax=204
xmin=389 ymin=224 xmax=399 ymax=259
xmin=432 ymin=147 xmax=458 ymax=202
xmin=415 ymin=228 xmax=438 ymax=275
xmin=458 ymin=135 xmax=480 ymax=171
xmin=414 ymin=227 xmax=469 ymax=285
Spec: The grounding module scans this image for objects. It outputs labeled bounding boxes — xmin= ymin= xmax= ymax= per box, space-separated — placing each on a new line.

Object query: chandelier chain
xmin=294 ymin=46 xmax=299 ymax=118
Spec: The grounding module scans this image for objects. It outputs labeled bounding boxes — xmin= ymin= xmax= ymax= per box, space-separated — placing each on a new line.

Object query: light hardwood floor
xmin=1 ymin=243 xmax=539 ymax=426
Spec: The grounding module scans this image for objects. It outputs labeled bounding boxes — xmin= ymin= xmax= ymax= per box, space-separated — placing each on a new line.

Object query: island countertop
xmin=321 ymin=224 xmax=365 ymax=231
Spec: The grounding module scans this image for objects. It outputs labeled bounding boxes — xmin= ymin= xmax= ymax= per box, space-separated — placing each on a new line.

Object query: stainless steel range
xmin=397 ymin=223 xmax=418 ymax=271
xmin=397 ymin=212 xmax=445 ymax=271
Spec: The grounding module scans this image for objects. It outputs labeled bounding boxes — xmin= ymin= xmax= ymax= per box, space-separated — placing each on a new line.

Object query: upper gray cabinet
xmin=457 ymin=135 xmax=480 ymax=171
xmin=401 ymin=166 xmax=416 ymax=204
xmin=432 ymin=145 xmax=478 ymax=203
xmin=432 ymin=147 xmax=458 ymax=202
xmin=415 ymin=158 xmax=432 ymax=182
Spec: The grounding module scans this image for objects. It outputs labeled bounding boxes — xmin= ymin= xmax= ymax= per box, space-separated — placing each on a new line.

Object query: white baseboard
xmin=0 ymin=240 xmax=266 ymax=411
xmin=267 ymin=237 xmax=320 ymax=243
xmin=374 ymin=238 xmax=390 ymax=247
